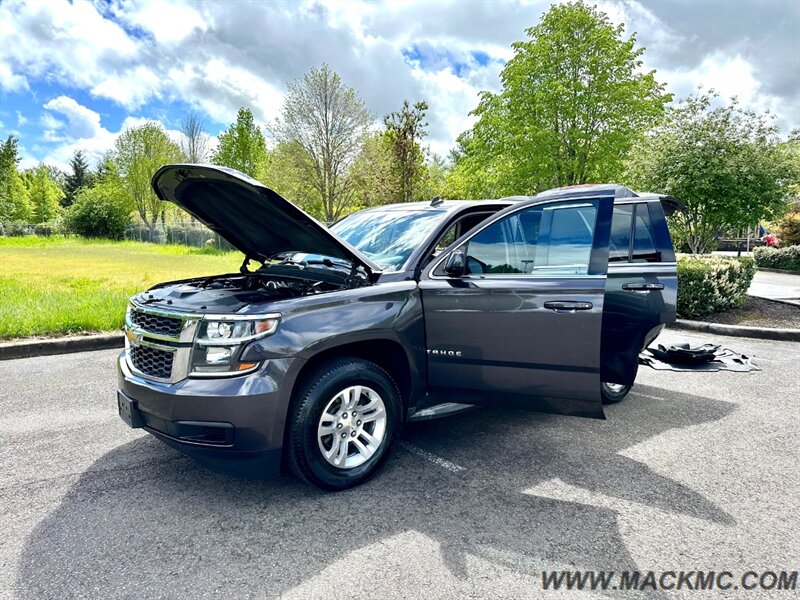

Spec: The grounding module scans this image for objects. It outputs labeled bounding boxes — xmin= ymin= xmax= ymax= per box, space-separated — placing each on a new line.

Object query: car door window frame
xmin=426 ymin=197 xmax=613 ymax=280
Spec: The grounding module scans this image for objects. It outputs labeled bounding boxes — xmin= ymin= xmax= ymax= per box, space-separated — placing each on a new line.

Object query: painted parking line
xmin=399 ymin=441 xmax=465 ymax=473
xmin=630 ymin=392 xmax=668 ymax=401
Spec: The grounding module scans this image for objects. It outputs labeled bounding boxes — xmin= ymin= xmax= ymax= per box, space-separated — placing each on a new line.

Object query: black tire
xmin=287 ymin=358 xmax=402 ymax=491
xmin=601 ymin=381 xmax=632 ymax=404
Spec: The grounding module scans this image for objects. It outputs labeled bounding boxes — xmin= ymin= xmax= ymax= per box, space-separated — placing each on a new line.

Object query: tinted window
xmin=631 ymin=204 xmax=659 ymax=262
xmin=609 ymin=205 xmax=633 ymax=262
xmin=462 ymin=201 xmax=598 ymax=276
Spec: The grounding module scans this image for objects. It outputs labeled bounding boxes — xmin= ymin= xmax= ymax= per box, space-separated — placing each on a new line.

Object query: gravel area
xmin=699 ymin=296 xmax=800 ymax=329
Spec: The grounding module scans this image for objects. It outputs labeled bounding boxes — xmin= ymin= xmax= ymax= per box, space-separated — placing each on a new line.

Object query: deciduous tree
xmin=448 ymin=1 xmax=670 ymax=197
xmin=114 ymin=122 xmax=183 ymax=227
xmin=180 ymin=111 xmax=210 ymax=164
xmin=24 ymin=163 xmax=64 ymax=223
xmin=275 ymin=64 xmax=374 ymax=222
xmin=625 ymin=91 xmax=797 ymax=254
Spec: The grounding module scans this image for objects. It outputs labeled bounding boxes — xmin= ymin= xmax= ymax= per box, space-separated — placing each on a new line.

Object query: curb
xmin=669 ymin=319 xmax=800 ymax=342
xmin=0 ymin=333 xmax=124 ymax=361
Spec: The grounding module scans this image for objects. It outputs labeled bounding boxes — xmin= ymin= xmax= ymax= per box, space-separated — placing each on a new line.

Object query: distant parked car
xmin=117 ymin=165 xmax=680 ymax=490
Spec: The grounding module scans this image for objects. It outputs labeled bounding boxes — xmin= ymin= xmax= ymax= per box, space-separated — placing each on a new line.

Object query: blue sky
xmin=1 ymin=0 xmax=798 ymax=171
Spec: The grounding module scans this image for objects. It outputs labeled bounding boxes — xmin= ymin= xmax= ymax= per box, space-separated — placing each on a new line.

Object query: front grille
xmin=130 ymin=309 xmax=183 ymax=337
xmin=130 ymin=345 xmax=175 ymax=379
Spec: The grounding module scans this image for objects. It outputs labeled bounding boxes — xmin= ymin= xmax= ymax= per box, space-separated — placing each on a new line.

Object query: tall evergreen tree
xmin=63 ymin=149 xmax=92 ymax=207
xmin=0 ymin=135 xmax=32 ymax=222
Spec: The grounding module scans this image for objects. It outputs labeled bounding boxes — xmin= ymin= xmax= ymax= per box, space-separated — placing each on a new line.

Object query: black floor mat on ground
xmin=639 ymin=342 xmax=760 ymax=372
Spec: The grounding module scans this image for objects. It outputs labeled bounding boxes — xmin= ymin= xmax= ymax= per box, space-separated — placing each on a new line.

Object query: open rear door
xmin=419 ymin=194 xmax=614 ymax=419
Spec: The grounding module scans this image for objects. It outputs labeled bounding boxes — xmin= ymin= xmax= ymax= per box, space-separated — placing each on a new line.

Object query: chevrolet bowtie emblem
xmin=125 ymin=329 xmax=142 ymax=346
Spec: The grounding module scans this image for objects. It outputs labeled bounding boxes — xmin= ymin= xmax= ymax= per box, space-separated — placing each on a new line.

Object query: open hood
xmin=151 ymin=164 xmax=381 ymax=274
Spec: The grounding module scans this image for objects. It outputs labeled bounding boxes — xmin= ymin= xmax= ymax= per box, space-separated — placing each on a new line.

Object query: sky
xmin=1 ymin=0 xmax=798 ymax=172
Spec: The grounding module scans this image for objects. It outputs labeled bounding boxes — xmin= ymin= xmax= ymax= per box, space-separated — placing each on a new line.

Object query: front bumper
xmin=117 ymin=352 xmax=302 ymax=477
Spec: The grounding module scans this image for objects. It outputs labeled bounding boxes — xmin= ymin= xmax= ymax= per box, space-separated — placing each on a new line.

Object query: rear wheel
xmin=287 ymin=358 xmax=401 ymax=491
xmin=601 ymin=381 xmax=631 ymax=404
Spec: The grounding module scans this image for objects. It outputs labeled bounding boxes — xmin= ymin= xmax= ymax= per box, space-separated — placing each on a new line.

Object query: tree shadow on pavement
xmin=16 ymin=384 xmax=735 ymax=598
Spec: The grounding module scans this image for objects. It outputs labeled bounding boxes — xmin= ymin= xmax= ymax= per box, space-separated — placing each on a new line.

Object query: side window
xmin=631 ymin=204 xmax=659 ymax=262
xmin=435 ymin=224 xmax=457 ymax=254
xmin=461 ymin=201 xmax=598 ymax=276
xmin=465 ymin=215 xmax=524 ymax=274
xmin=609 ymin=206 xmax=633 ymax=262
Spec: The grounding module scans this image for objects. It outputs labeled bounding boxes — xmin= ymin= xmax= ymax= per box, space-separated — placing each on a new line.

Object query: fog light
xmin=206 ymin=347 xmax=233 ymax=364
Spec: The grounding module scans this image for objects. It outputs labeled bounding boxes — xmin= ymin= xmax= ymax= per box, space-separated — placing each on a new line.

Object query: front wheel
xmin=601 ymin=381 xmax=631 ymax=405
xmin=287 ymin=358 xmax=401 ymax=491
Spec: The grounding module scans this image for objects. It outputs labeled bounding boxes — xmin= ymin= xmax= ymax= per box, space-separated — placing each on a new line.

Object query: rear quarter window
xmin=608 ymin=203 xmax=661 ymax=263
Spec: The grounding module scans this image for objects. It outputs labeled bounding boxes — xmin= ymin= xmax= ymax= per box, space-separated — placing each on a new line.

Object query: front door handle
xmin=622 ymin=283 xmax=664 ymax=291
xmin=544 ymin=301 xmax=593 ymax=312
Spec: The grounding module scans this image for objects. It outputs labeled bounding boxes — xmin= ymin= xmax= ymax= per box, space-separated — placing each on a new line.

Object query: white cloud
xmin=15 ymin=110 xmax=27 ymax=126
xmin=4 ymin=0 xmax=798 ymax=169
xmin=109 ymin=0 xmax=208 ymax=44
xmin=27 ymin=96 xmax=184 ymax=172
xmin=43 ymin=96 xmax=103 ymax=139
xmin=0 ymin=0 xmax=139 ymax=95
xmin=0 ymin=62 xmax=29 ymax=92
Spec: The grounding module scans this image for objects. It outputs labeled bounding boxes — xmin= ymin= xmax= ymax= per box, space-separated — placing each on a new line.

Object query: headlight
xmin=190 ymin=314 xmax=280 ymax=376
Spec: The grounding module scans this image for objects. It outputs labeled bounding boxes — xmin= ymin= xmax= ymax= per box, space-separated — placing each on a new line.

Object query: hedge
xmin=753 ymin=245 xmax=800 ymax=272
xmin=677 ymin=255 xmax=756 ymax=318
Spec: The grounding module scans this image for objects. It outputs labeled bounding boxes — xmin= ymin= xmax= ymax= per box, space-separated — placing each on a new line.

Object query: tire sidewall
xmin=601 ymin=382 xmax=631 ymax=404
xmin=292 ymin=360 xmax=401 ymax=490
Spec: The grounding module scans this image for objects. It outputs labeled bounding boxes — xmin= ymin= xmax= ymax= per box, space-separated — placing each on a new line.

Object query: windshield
xmin=331 ymin=208 xmax=448 ymax=270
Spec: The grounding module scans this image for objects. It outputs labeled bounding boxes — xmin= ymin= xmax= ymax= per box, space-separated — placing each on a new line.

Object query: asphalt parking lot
xmin=1 ymin=330 xmax=798 ymax=599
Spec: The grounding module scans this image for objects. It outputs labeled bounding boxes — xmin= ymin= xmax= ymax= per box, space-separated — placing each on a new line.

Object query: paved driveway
xmin=1 ymin=330 xmax=798 ymax=599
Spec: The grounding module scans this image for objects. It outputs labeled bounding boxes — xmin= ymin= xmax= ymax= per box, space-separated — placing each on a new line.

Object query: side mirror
xmin=444 ymin=248 xmax=466 ymax=277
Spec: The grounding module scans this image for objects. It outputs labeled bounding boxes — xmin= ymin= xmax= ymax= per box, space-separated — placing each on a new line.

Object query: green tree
xmin=0 ymin=135 xmax=32 ymax=222
xmin=211 ymin=108 xmax=268 ymax=180
xmin=417 ymin=152 xmax=449 ymax=201
xmin=626 ymin=91 xmax=797 ymax=254
xmin=349 ymin=132 xmax=395 ymax=210
xmin=63 ymin=149 xmax=93 ymax=207
xmin=275 ymin=64 xmax=374 ymax=222
xmin=114 ymin=122 xmax=183 ymax=227
xmin=24 ymin=163 xmax=64 ymax=223
xmin=263 ymin=140 xmax=319 ymax=214
xmin=66 ymin=163 xmax=133 ymax=239
xmin=449 ymin=1 xmax=670 ymax=197
xmin=384 ymin=100 xmax=429 ymax=202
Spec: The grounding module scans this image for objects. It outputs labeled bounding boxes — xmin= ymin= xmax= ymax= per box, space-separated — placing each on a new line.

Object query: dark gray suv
xmin=117 ymin=164 xmax=679 ymax=490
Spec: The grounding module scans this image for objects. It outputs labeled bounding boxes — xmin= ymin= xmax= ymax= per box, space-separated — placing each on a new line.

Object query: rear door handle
xmin=622 ymin=283 xmax=664 ymax=291
xmin=544 ymin=301 xmax=593 ymax=312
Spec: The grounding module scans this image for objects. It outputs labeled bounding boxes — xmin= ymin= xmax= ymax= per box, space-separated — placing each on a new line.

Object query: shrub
xmin=753 ymin=245 xmax=800 ymax=272
xmin=776 ymin=212 xmax=800 ymax=247
xmin=0 ymin=221 xmax=33 ymax=236
xmin=65 ymin=184 xmax=133 ymax=239
xmin=33 ymin=221 xmax=60 ymax=237
xmin=677 ymin=255 xmax=756 ymax=318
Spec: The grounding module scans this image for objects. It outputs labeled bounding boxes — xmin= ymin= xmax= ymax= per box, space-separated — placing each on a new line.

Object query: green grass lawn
xmin=0 ymin=237 xmax=243 ymax=340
